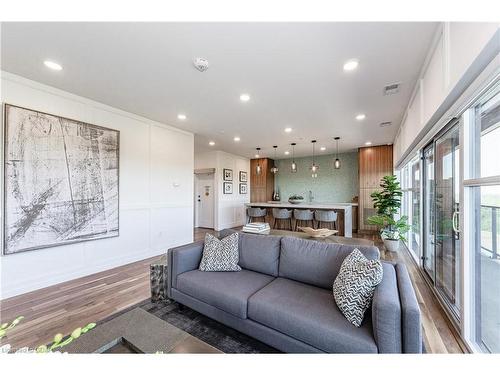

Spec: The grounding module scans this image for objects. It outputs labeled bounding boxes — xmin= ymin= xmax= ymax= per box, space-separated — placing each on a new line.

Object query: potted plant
xmin=367 ymin=175 xmax=410 ymax=252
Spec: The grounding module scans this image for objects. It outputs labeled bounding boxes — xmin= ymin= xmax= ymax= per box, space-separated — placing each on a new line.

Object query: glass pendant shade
xmin=270 ymin=145 xmax=279 ymax=174
xmin=334 ymin=136 xmax=341 ymax=170
xmin=290 ymin=143 xmax=297 ymax=173
xmin=255 ymin=147 xmax=262 ymax=175
xmin=310 ymin=140 xmax=318 ymax=178
xmin=334 ymin=158 xmax=341 ymax=169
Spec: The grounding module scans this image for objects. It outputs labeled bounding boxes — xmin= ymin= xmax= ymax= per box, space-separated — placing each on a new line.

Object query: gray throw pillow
xmin=199 ymin=232 xmax=241 ymax=272
xmin=333 ymin=248 xmax=383 ymax=327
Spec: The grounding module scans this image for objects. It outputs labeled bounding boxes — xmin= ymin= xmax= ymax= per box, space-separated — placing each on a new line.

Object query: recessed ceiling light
xmin=320 ymin=146 xmax=326 ymax=151
xmin=343 ymin=59 xmax=359 ymax=72
xmin=177 ymin=114 xmax=187 ymax=120
xmin=255 ymin=154 xmax=260 ymax=158
xmin=239 ymin=94 xmax=250 ymax=102
xmin=355 ymin=114 xmax=366 ymax=121
xmin=365 ymin=141 xmax=372 ymax=146
xmin=208 ymin=141 xmax=215 ymax=146
xmin=284 ymin=127 xmax=292 ymax=133
xmin=43 ymin=60 xmax=63 ymax=71
xmin=284 ymin=151 xmax=290 ymax=155
xmin=234 ymin=136 xmax=241 ymax=142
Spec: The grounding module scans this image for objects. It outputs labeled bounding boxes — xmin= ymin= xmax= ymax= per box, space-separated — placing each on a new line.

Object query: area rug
xmin=100 ymin=299 xmax=426 ymax=353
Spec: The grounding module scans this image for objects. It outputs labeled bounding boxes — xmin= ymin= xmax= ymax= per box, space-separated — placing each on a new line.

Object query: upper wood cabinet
xmin=250 ymin=158 xmax=275 ymax=203
xmin=358 ymin=145 xmax=393 ymax=232
xmin=359 ymin=145 xmax=393 ymax=188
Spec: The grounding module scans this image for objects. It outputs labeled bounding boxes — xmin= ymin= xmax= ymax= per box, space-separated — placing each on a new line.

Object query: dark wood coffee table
xmin=255 ymin=229 xmax=374 ymax=247
xmin=64 ymin=308 xmax=221 ymax=354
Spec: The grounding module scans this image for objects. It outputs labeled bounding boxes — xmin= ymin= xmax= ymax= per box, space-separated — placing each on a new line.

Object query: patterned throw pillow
xmin=199 ymin=232 xmax=241 ymax=272
xmin=333 ymin=248 xmax=383 ymax=327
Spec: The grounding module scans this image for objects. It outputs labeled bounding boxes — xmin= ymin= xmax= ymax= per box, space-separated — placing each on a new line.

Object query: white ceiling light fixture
xmin=320 ymin=146 xmax=326 ymax=151
xmin=355 ymin=114 xmax=366 ymax=121
xmin=365 ymin=141 xmax=372 ymax=146
xmin=239 ymin=93 xmax=250 ymax=102
xmin=284 ymin=127 xmax=292 ymax=133
xmin=43 ymin=60 xmax=62 ymax=71
xmin=343 ymin=59 xmax=359 ymax=72
xmin=234 ymin=136 xmax=241 ymax=142
xmin=208 ymin=141 xmax=215 ymax=146
xmin=284 ymin=151 xmax=290 ymax=155
xmin=193 ymin=57 xmax=209 ymax=72
xmin=177 ymin=114 xmax=187 ymax=120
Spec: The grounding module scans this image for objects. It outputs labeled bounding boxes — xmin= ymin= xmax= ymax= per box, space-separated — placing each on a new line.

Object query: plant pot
xmin=383 ymin=238 xmax=400 ymax=252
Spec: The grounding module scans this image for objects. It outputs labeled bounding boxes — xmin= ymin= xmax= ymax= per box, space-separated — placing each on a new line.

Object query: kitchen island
xmin=245 ymin=202 xmax=357 ymax=237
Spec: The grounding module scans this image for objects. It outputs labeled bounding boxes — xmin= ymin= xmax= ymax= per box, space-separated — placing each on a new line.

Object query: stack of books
xmin=242 ymin=222 xmax=270 ymax=234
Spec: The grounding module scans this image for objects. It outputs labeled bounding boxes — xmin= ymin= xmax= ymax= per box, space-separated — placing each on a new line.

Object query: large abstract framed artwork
xmin=2 ymin=104 xmax=120 ymax=255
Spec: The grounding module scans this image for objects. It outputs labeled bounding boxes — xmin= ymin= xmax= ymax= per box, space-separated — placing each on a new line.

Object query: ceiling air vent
xmin=383 ymin=83 xmax=400 ymax=95
xmin=379 ymin=121 xmax=392 ymax=128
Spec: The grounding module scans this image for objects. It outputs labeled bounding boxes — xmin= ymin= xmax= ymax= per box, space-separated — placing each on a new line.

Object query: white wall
xmin=0 ymin=72 xmax=194 ymax=298
xmin=195 ymin=150 xmax=250 ymax=231
xmin=394 ymin=22 xmax=499 ymax=165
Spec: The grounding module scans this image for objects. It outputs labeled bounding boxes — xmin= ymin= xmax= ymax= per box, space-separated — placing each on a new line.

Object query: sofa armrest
xmin=167 ymin=240 xmax=204 ymax=298
xmin=371 ymin=262 xmax=402 ymax=353
xmin=395 ymin=262 xmax=422 ymax=353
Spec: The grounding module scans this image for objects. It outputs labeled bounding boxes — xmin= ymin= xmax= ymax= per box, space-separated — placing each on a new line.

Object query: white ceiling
xmin=1 ymin=22 xmax=438 ymax=159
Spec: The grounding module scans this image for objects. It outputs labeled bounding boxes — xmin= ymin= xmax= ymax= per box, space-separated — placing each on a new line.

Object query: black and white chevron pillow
xmin=199 ymin=232 xmax=241 ymax=272
xmin=333 ymin=248 xmax=383 ymax=327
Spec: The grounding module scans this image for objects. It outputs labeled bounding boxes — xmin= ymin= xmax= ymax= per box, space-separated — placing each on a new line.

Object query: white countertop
xmin=246 ymin=201 xmax=358 ymax=208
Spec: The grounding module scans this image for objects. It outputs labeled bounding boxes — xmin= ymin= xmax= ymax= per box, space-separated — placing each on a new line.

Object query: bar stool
xmin=293 ymin=209 xmax=314 ymax=231
xmin=247 ymin=207 xmax=267 ymax=224
xmin=314 ymin=210 xmax=338 ymax=231
xmin=272 ymin=208 xmax=293 ymax=230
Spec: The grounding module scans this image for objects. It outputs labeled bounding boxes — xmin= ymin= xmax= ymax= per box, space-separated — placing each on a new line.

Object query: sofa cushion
xmin=176 ymin=269 xmax=274 ymax=319
xmin=248 ymin=277 xmax=378 ymax=353
xmin=333 ymin=249 xmax=383 ymax=327
xmin=279 ymin=236 xmax=380 ymax=289
xmin=199 ymin=233 xmax=241 ymax=272
xmin=238 ymin=233 xmax=281 ymax=276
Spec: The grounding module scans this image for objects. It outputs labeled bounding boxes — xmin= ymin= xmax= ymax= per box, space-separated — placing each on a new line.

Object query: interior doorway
xmin=194 ymin=171 xmax=215 ymax=229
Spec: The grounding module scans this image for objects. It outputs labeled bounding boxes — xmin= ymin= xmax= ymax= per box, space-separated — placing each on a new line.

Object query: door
xmin=194 ymin=173 xmax=214 ymax=229
xmin=434 ymin=122 xmax=461 ymax=314
xmin=423 ymin=143 xmax=436 ymax=280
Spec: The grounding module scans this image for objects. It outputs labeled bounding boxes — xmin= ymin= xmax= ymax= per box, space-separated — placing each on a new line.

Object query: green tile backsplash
xmin=274 ymin=152 xmax=358 ymax=203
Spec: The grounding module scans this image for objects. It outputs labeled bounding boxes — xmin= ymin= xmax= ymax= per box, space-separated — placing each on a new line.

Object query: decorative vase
xmin=383 ymin=238 xmax=400 ymax=252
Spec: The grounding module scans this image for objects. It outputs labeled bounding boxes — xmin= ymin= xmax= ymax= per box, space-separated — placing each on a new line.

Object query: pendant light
xmin=290 ymin=143 xmax=297 ymax=173
xmin=255 ymin=147 xmax=262 ymax=175
xmin=334 ymin=136 xmax=341 ymax=169
xmin=270 ymin=145 xmax=279 ymax=174
xmin=310 ymin=140 xmax=319 ymax=178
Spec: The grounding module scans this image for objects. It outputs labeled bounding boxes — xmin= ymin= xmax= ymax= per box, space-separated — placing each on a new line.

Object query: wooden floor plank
xmin=0 ymin=228 xmax=465 ymax=353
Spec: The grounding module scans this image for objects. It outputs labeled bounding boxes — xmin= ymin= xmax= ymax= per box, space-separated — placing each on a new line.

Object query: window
xmin=464 ymin=84 xmax=500 ymax=353
xmin=400 ymin=156 xmax=421 ymax=260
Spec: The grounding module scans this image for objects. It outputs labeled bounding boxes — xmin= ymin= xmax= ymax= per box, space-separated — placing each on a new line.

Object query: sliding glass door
xmin=423 ymin=121 xmax=461 ymax=318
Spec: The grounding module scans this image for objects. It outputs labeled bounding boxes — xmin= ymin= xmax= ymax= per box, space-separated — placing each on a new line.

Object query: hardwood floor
xmin=0 ymin=228 xmax=465 ymax=353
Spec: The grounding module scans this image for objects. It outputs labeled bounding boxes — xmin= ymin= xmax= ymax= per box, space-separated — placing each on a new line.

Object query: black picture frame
xmin=223 ymin=182 xmax=233 ymax=194
xmin=223 ymin=168 xmax=233 ymax=181
xmin=239 ymin=183 xmax=247 ymax=194
xmin=239 ymin=171 xmax=248 ymax=182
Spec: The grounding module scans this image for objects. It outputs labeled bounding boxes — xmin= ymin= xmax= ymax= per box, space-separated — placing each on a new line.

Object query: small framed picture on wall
xmin=239 ymin=171 xmax=248 ymax=182
xmin=223 ymin=182 xmax=233 ymax=194
xmin=239 ymin=183 xmax=247 ymax=194
xmin=223 ymin=168 xmax=233 ymax=181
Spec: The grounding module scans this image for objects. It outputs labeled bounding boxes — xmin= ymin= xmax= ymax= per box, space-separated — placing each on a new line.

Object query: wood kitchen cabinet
xmin=358 ymin=145 xmax=393 ymax=232
xmin=250 ymin=158 xmax=275 ymax=203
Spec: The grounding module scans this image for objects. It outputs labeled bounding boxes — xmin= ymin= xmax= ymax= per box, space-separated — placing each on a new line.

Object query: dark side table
xmin=150 ymin=256 xmax=168 ymax=302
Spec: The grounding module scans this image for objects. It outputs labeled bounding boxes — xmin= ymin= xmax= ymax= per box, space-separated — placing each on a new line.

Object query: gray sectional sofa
xmin=167 ymin=229 xmax=422 ymax=353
